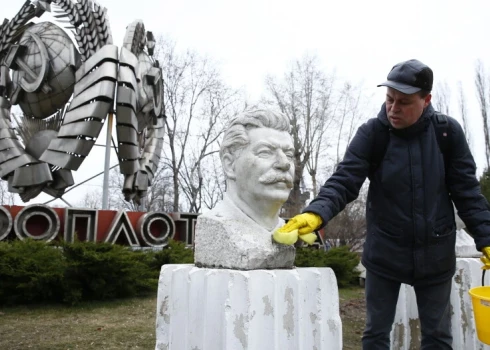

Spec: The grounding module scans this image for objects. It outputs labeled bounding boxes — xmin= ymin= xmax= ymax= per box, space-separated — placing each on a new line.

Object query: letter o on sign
xmin=14 ymin=204 xmax=60 ymax=242
xmin=137 ymin=212 xmax=175 ymax=247
xmin=0 ymin=206 xmax=13 ymax=241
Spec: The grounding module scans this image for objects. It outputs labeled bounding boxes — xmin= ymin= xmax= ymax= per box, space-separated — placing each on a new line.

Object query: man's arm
xmin=447 ymin=117 xmax=490 ymax=250
xmin=274 ymin=120 xmax=374 ymax=244
xmin=301 ymin=119 xmax=375 ymax=228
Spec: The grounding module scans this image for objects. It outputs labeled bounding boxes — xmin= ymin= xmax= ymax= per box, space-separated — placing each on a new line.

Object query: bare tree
xmin=200 ymin=153 xmax=226 ymax=210
xmin=264 ymin=55 xmax=337 ymax=215
xmin=178 ymin=81 xmax=241 ymax=213
xmin=77 ymin=189 xmax=103 ymax=209
xmin=475 ymin=60 xmax=490 ymax=168
xmin=457 ymin=81 xmax=472 ymax=147
xmin=144 ymin=164 xmax=175 ymax=212
xmin=334 ymin=82 xmax=366 ymax=167
xmin=432 ymin=81 xmax=452 ymax=115
xmin=324 ymin=185 xmax=367 ymax=252
xmin=157 ymin=37 xmax=242 ymax=212
xmin=108 ymin=168 xmax=139 ymax=211
xmin=0 ymin=181 xmax=15 ymax=205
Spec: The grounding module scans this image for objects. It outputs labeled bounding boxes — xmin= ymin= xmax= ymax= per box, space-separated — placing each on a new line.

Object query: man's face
xmin=231 ymin=127 xmax=295 ymax=205
xmin=385 ymin=87 xmax=431 ymax=129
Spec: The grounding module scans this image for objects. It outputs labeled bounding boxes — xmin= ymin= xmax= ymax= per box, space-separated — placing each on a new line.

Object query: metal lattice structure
xmin=0 ymin=0 xmax=165 ymax=205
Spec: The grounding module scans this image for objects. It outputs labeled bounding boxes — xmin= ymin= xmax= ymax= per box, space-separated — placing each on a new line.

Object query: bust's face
xmin=231 ymin=127 xmax=295 ymax=205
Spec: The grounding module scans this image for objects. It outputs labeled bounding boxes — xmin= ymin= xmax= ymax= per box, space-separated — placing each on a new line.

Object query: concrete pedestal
xmin=391 ymin=258 xmax=490 ymax=349
xmin=155 ymin=265 xmax=342 ymax=350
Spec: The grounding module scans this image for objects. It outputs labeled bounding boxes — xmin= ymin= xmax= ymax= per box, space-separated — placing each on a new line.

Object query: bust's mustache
xmin=258 ymin=172 xmax=294 ymax=188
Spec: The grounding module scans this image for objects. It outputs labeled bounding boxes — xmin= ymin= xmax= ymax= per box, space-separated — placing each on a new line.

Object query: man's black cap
xmin=377 ymin=59 xmax=433 ymax=94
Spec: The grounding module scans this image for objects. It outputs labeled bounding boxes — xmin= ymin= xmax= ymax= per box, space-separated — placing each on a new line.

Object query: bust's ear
xmin=222 ymin=154 xmax=236 ymax=180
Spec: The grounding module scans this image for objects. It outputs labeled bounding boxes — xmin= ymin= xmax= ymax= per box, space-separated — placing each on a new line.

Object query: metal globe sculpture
xmin=10 ymin=22 xmax=80 ymax=118
xmin=0 ymin=1 xmax=165 ymax=206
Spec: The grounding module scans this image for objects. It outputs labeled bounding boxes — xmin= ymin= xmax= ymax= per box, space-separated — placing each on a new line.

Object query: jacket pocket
xmin=425 ymin=229 xmax=456 ymax=278
xmin=432 ymin=217 xmax=455 ymax=240
xmin=377 ymin=218 xmax=404 ymax=238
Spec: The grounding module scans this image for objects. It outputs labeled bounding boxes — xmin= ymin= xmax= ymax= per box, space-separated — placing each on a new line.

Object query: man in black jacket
xmin=275 ymin=59 xmax=490 ymax=349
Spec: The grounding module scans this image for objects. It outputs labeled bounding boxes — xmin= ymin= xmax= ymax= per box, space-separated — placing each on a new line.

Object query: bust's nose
xmin=273 ymin=151 xmax=291 ymax=171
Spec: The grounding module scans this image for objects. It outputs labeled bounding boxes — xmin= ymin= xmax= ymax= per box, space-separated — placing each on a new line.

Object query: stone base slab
xmin=155 ymin=265 xmax=342 ymax=350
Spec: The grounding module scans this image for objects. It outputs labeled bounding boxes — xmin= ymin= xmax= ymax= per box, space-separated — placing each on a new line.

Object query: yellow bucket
xmin=469 ymin=285 xmax=490 ymax=345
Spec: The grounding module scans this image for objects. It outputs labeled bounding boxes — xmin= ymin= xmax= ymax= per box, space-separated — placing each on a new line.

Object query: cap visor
xmin=377 ymin=81 xmax=421 ymax=94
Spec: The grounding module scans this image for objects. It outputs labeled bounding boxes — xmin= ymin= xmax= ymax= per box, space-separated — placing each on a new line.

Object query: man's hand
xmin=279 ymin=212 xmax=323 ymax=235
xmin=272 ymin=212 xmax=323 ymax=245
xmin=482 ymin=246 xmax=490 ymax=270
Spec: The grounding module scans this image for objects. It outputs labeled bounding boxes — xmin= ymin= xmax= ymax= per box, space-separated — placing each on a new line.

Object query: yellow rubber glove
xmin=272 ymin=213 xmax=323 ymax=246
xmin=272 ymin=229 xmax=299 ymax=245
xmin=482 ymin=246 xmax=490 ymax=270
xmin=279 ymin=212 xmax=323 ymax=235
xmin=298 ymin=232 xmax=318 ymax=245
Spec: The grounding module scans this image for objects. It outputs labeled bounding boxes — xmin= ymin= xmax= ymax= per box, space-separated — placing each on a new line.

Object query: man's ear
xmin=222 ymin=154 xmax=236 ymax=180
xmin=424 ymin=93 xmax=432 ymax=108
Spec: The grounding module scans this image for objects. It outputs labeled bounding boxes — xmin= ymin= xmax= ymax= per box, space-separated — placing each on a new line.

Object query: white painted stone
xmin=455 ymin=207 xmax=466 ymax=231
xmin=155 ymin=265 xmax=342 ymax=350
xmin=456 ymin=229 xmax=481 ymax=258
xmin=454 ymin=209 xmax=481 ymax=258
xmin=194 ymin=194 xmax=295 ymax=270
xmin=390 ymin=258 xmax=490 ymax=349
xmin=194 ymin=110 xmax=297 ymax=270
xmin=391 ymin=282 xmax=420 ymax=348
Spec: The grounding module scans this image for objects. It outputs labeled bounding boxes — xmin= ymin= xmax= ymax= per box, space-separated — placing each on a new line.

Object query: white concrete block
xmin=247 ymin=270 xmax=276 ymax=349
xmin=390 ymin=258 xmax=490 ymax=349
xmin=456 ymin=229 xmax=481 ymax=258
xmin=194 ymin=196 xmax=295 ymax=270
xmin=155 ymin=265 xmax=342 ymax=350
xmin=452 ymin=259 xmax=489 ymax=350
xmin=391 ymin=283 xmax=420 ymax=348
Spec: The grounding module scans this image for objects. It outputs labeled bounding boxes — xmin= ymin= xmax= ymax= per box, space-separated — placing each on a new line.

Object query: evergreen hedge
xmin=61 ymin=241 xmax=158 ymax=304
xmin=0 ymin=239 xmax=359 ymax=305
xmin=0 ymin=239 xmax=66 ymax=305
xmin=0 ymin=239 xmax=193 ymax=305
xmin=295 ymin=245 xmax=361 ymax=287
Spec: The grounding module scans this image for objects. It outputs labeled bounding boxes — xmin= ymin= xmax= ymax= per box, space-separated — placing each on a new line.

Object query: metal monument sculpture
xmin=0 ymin=0 xmax=164 ymax=205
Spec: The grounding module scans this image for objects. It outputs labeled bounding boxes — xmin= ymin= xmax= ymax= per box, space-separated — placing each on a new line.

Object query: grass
xmin=0 ymin=297 xmax=157 ymax=350
xmin=0 ymin=287 xmax=366 ymax=350
xmin=339 ymin=286 xmax=366 ymax=349
xmin=339 ymin=286 xmax=365 ymax=301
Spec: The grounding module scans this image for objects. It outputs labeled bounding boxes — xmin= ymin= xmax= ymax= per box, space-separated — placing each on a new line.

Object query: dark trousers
xmin=362 ymin=270 xmax=453 ymax=349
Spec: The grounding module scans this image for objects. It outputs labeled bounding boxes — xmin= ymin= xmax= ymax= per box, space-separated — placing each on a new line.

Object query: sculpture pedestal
xmin=390 ymin=258 xmax=490 ymax=349
xmin=155 ymin=265 xmax=342 ymax=350
xmin=390 ymin=229 xmax=489 ymax=348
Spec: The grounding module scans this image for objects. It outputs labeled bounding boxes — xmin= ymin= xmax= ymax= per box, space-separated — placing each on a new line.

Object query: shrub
xmin=0 ymin=240 xmax=66 ymax=305
xmin=294 ymin=246 xmax=329 ymax=268
xmin=61 ymin=241 xmax=157 ymax=305
xmin=295 ymin=245 xmax=360 ymax=287
xmin=324 ymin=246 xmax=360 ymax=287
xmin=0 ymin=239 xmax=199 ymax=306
xmin=150 ymin=239 xmax=194 ymax=271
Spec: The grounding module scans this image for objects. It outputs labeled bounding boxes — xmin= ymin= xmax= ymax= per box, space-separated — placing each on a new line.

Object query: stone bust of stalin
xmin=194 ymin=109 xmax=296 ymax=270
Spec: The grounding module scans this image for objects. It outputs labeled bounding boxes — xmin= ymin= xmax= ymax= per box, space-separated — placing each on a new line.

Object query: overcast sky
xmin=3 ymin=0 xmax=490 ymax=208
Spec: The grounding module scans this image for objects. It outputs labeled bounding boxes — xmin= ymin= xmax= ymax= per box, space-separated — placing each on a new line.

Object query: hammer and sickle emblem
xmin=147 ymin=66 xmax=163 ymax=119
xmin=18 ymin=32 xmax=52 ymax=94
xmin=6 ymin=31 xmax=52 ymax=98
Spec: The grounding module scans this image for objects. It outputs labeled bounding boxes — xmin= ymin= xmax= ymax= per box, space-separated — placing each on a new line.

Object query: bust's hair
xmin=220 ymin=109 xmax=290 ymax=163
